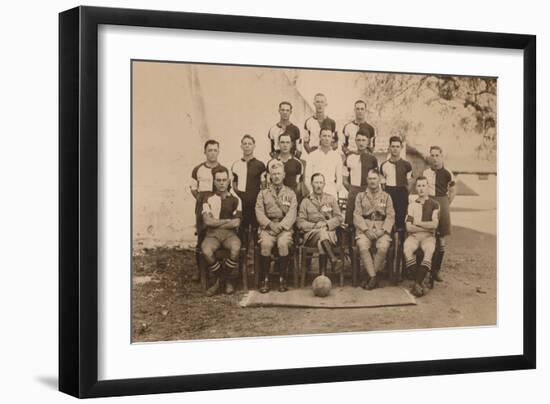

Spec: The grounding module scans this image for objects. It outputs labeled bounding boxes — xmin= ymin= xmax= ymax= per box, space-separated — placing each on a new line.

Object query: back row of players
xmin=190 ymin=94 xmax=456 ymax=298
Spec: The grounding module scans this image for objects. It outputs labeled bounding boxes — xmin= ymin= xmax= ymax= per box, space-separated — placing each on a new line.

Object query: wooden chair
xmin=298 ymin=226 xmax=347 ymax=288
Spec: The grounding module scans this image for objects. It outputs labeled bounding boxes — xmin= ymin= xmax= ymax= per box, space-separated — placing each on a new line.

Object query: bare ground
xmin=132 ymin=225 xmax=496 ymax=342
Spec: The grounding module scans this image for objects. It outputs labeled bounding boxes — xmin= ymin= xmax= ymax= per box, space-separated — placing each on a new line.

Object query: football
xmin=312 ymin=275 xmax=332 ymax=297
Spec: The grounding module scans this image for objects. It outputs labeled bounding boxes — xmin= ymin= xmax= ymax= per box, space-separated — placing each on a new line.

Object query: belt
xmin=363 ymin=213 xmax=386 ymax=221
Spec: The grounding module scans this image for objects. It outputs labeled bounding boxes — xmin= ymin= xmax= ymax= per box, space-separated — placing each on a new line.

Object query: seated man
xmin=403 ymin=176 xmax=440 ymax=297
xmin=255 ymin=160 xmax=298 ymax=293
xmin=297 ymin=173 xmax=344 ymax=275
xmin=353 ymin=169 xmax=395 ymax=290
xmin=200 ymin=166 xmax=242 ymax=296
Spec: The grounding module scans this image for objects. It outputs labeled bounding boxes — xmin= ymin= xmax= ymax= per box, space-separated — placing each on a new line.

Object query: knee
xmin=259 ymin=240 xmax=272 ymax=256
xmin=201 ymin=242 xmax=215 ymax=259
xmin=277 ymin=238 xmax=290 ymax=256
xmin=376 ymin=236 xmax=391 ymax=252
xmin=319 ymin=228 xmax=329 ymax=240
xmin=403 ymin=241 xmax=415 ymax=257
xmin=356 ymin=238 xmax=369 ymax=251
xmin=230 ymin=238 xmax=241 ymax=253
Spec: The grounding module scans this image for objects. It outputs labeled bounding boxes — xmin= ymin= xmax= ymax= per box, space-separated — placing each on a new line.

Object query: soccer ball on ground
xmin=312 ymin=275 xmax=331 ymax=298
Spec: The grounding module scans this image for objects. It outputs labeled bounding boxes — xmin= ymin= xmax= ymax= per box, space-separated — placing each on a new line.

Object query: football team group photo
xmin=132 ymin=61 xmax=497 ymax=342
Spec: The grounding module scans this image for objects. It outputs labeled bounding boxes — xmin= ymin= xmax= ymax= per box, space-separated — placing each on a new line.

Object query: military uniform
xmin=255 ymin=184 xmax=298 ymax=292
xmin=353 ymin=187 xmax=395 ymax=282
xmin=297 ymin=192 xmax=343 ymax=254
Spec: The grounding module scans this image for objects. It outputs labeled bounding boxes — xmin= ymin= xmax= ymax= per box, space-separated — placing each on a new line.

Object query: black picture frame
xmin=59 ymin=5 xmax=536 ymax=399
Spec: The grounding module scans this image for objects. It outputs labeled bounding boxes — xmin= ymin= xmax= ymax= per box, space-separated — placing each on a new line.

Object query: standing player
xmin=266 ymin=134 xmax=304 ymax=200
xmin=304 ymin=128 xmax=343 ymax=198
xmin=343 ymin=131 xmax=379 ymax=226
xmin=303 ymin=93 xmax=338 ymax=154
xmin=341 ymin=100 xmax=376 ymax=156
xmin=190 ymin=140 xmax=228 ymax=282
xmin=231 ymin=134 xmax=266 ymax=247
xmin=255 ymin=161 xmax=298 ymax=293
xmin=380 ymin=136 xmax=413 ymax=232
xmin=403 ymin=176 xmax=440 ymax=297
xmin=267 ymin=101 xmax=302 ymax=158
xmin=423 ymin=145 xmax=456 ymax=283
xmin=200 ymin=166 xmax=242 ymax=296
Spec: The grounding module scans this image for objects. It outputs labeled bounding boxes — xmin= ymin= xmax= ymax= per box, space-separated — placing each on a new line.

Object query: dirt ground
xmin=132 ymin=225 xmax=496 ymax=342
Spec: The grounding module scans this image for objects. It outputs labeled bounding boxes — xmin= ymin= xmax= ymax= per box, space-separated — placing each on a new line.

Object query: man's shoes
xmin=361 ymin=274 xmax=370 ymax=289
xmin=224 ymin=280 xmax=235 ymax=295
xmin=278 ymin=277 xmax=288 ymax=292
xmin=205 ymin=278 xmax=220 ymax=297
xmin=427 ymin=275 xmax=435 ymax=289
xmin=259 ymin=279 xmax=270 ymax=294
xmin=433 ymin=272 xmax=443 ymax=282
xmin=404 ymin=268 xmax=414 ymax=280
xmin=410 ymin=282 xmax=424 ymax=297
xmin=366 ymin=275 xmax=378 ymax=290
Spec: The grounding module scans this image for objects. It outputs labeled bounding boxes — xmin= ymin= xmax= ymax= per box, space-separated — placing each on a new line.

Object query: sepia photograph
xmin=131 ymin=60 xmax=497 ymax=343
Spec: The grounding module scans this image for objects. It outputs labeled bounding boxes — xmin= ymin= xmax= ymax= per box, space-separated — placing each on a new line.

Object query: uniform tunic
xmin=255 ymin=184 xmax=298 ymax=256
xmin=353 ymin=188 xmax=395 ymax=236
xmin=297 ymin=192 xmax=343 ymax=249
xmin=353 ymin=188 xmax=395 ymax=274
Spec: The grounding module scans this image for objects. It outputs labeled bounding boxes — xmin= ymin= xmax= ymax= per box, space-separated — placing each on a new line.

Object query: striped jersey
xmin=231 ymin=157 xmax=266 ymax=199
xmin=342 ymin=120 xmax=376 ymax=153
xmin=423 ymin=166 xmax=455 ymax=197
xmin=201 ymin=192 xmax=242 ymax=220
xmin=267 ymin=122 xmax=301 ymax=155
xmin=344 ymin=152 xmax=379 ymax=188
xmin=190 ymin=162 xmax=226 ymax=193
xmin=303 ymin=115 xmax=337 ymax=151
xmin=406 ymin=197 xmax=440 ymax=234
xmin=380 ymin=158 xmax=413 ymax=188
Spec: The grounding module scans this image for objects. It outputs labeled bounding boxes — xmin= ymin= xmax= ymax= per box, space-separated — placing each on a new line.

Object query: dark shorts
xmin=385 ymin=186 xmax=409 ymax=232
xmin=434 ymin=196 xmax=451 ymax=236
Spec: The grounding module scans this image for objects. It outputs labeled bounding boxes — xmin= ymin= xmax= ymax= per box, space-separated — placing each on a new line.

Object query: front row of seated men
xmin=200 ymin=159 xmax=439 ymax=298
